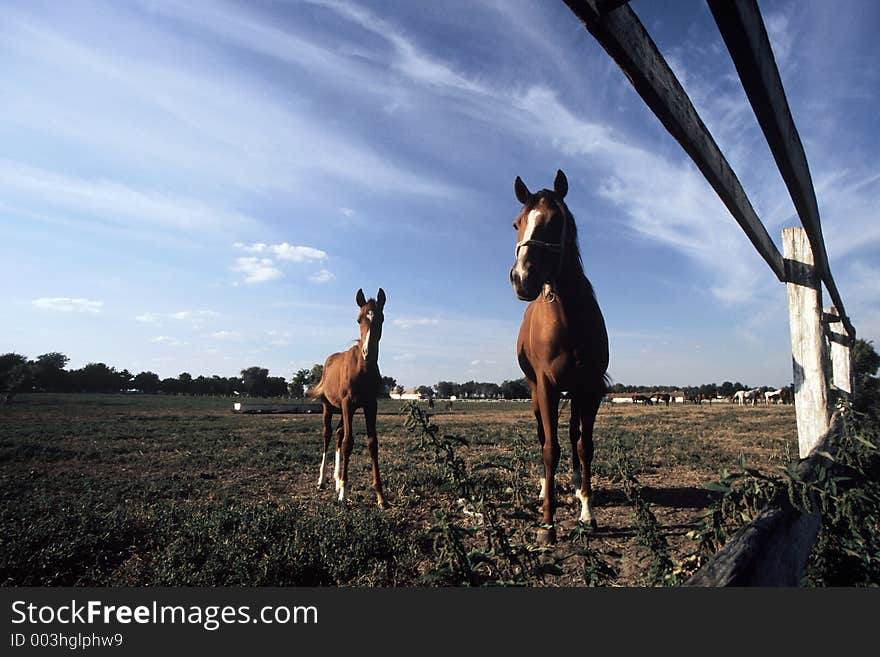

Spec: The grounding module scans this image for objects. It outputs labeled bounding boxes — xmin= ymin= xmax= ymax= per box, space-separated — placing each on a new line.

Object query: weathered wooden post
xmin=824 ymin=306 xmax=853 ymax=398
xmin=783 ymin=227 xmax=829 ymax=457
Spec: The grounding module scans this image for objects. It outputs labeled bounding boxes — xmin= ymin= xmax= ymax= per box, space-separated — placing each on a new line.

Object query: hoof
xmin=536 ymin=527 xmax=557 ymax=546
xmin=377 ymin=499 xmax=391 ymax=510
xmin=590 ymin=517 xmax=598 ymax=530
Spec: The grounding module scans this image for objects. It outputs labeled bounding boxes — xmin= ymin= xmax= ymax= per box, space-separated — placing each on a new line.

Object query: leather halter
xmin=514 ymin=197 xmax=569 ymax=300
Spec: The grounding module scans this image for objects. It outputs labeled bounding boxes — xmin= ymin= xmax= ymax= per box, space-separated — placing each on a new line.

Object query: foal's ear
xmin=356 ymin=288 xmax=367 ymax=308
xmin=377 ymin=288 xmax=386 ymax=309
xmin=514 ymin=176 xmax=531 ymax=205
xmin=554 ymin=169 xmax=568 ymax=199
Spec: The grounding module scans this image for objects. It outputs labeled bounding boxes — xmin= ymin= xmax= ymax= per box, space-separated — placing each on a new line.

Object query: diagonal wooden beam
xmin=562 ymin=0 xmax=786 ymax=281
xmin=707 ymin=0 xmax=854 ymax=339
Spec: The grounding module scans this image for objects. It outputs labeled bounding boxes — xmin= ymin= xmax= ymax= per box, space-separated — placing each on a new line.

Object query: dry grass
xmin=0 ymin=394 xmax=797 ymax=586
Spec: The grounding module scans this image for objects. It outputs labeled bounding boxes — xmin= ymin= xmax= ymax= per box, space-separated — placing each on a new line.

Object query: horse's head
xmin=509 ymin=169 xmax=570 ymax=301
xmin=355 ymin=287 xmax=386 ymax=362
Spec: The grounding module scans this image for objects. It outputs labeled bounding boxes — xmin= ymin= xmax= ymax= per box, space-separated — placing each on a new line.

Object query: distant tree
xmin=288 ymin=381 xmax=305 ymax=398
xmin=177 ymin=372 xmax=193 ymax=394
xmin=380 ymin=376 xmax=397 ymax=398
xmin=265 ymin=376 xmax=288 ymax=398
xmin=133 ymin=371 xmax=161 ymax=394
xmin=240 ymin=366 xmax=269 ymax=398
xmin=852 ymin=339 xmax=879 ymax=419
xmin=479 ymin=382 xmax=502 ymax=398
xmin=31 ymin=352 xmax=69 ymax=392
xmin=159 ymin=377 xmax=180 ymax=394
xmin=500 ymin=378 xmax=530 ymax=399
xmin=394 ymin=384 xmax=405 ymax=397
xmin=0 ymin=353 xmax=31 ymax=403
xmin=69 ymin=362 xmax=124 ymax=393
xmin=719 ymin=381 xmax=735 ymax=398
xmin=416 ymin=385 xmax=434 ymax=399
xmin=435 ymin=381 xmax=457 ymax=398
xmin=308 ymin=364 xmax=324 ymax=386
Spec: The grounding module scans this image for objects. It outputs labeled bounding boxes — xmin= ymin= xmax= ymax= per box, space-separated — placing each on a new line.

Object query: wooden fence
xmin=561 ymin=0 xmax=856 ymax=584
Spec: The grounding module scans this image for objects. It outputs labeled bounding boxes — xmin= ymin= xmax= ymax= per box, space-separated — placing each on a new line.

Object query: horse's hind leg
xmin=576 ymin=393 xmax=601 ymax=529
xmin=317 ymin=404 xmax=334 ymax=489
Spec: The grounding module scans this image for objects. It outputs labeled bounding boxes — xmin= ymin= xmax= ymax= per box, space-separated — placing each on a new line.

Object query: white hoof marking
xmin=575 ymin=489 xmax=593 ymax=523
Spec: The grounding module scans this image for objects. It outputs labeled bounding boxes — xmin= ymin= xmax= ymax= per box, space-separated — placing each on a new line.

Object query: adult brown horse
xmin=510 ymin=170 xmax=609 ymax=543
xmin=308 ymin=288 xmax=389 ymax=508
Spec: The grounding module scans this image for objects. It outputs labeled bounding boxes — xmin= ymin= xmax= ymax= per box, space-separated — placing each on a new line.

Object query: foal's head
xmin=355 ymin=288 xmax=386 ymax=362
xmin=509 ymin=169 xmax=572 ymax=301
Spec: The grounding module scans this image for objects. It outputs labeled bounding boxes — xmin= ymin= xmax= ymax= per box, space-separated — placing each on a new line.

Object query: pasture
xmin=0 ymin=394 xmax=798 ymax=586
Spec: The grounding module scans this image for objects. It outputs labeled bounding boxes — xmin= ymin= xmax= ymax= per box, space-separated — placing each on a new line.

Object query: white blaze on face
xmin=513 ymin=210 xmax=541 ymax=280
xmin=362 ymin=310 xmax=374 ymax=359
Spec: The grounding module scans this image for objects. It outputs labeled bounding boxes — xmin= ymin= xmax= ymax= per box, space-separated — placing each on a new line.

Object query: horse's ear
xmin=356 ymin=289 xmax=366 ymax=308
xmin=377 ymin=288 xmax=386 ymax=309
xmin=554 ymin=169 xmax=568 ymax=198
xmin=514 ymin=176 xmax=531 ymax=205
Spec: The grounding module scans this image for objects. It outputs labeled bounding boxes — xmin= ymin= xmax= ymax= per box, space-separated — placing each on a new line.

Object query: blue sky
xmin=2 ymin=0 xmax=878 ymax=388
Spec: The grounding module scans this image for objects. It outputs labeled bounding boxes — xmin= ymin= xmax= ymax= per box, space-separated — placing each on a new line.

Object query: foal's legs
xmin=575 ymin=393 xmax=601 ymax=529
xmin=333 ymin=417 xmax=344 ymax=491
xmin=363 ymin=399 xmax=388 ymax=509
xmin=317 ymin=404 xmax=334 ymax=488
xmin=337 ymin=398 xmax=355 ymax=502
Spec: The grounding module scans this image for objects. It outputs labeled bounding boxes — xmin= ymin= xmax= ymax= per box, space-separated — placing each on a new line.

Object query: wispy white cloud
xmin=392 ymin=317 xmax=440 ymax=329
xmin=231 ymin=257 xmax=282 ymax=284
xmin=149 ymin=335 xmax=188 ymax=346
xmin=234 ymin=242 xmax=327 ymax=261
xmin=32 ymin=297 xmax=103 ymax=313
xmin=170 ymin=310 xmax=221 ymax=322
xmin=208 ymin=330 xmax=242 ymax=340
xmin=308 ymin=269 xmax=336 ymax=284
xmin=0 ymin=160 xmax=260 ymax=236
xmin=135 ymin=313 xmax=161 ymax=323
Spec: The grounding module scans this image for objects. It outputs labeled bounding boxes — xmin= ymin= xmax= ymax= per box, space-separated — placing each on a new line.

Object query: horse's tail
xmin=601 ymin=372 xmax=612 ymax=397
xmin=306 ymin=380 xmax=325 ymax=400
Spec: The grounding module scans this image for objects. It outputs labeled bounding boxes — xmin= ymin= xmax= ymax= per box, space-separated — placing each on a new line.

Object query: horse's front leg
xmin=337 ymin=398 xmax=355 ymax=502
xmin=363 ymin=399 xmax=388 ymax=509
xmin=576 ymin=395 xmax=601 ymax=529
xmin=569 ymin=397 xmax=582 ymax=489
xmin=536 ymin=380 xmax=560 ymax=543
xmin=530 ymin=382 xmax=548 ymax=501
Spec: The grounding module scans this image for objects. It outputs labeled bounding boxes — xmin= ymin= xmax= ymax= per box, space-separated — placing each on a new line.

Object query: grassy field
xmin=0 ymin=393 xmax=798 ymax=586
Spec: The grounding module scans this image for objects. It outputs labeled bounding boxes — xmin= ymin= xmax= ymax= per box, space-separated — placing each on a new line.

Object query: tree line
xmin=0 ymin=352 xmax=398 ymax=402
xmin=3 ymin=340 xmax=877 ymax=410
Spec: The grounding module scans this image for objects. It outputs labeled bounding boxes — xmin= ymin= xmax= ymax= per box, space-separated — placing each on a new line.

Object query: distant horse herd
xmin=305 ymin=170 xmax=788 ymax=543
xmin=617 ymin=387 xmax=792 ymax=406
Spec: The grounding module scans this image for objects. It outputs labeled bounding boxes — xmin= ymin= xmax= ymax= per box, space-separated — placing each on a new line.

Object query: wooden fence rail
xmin=685 ymin=413 xmax=840 ymax=586
xmin=558 ymin=0 xmax=857 ymax=585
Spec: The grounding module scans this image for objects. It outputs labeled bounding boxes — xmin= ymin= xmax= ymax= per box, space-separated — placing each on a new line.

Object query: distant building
xmin=389 ymin=388 xmax=426 ymax=400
